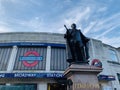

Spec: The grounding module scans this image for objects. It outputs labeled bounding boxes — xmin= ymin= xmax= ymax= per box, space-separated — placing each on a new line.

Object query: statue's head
xmin=71 ymin=23 xmax=76 ymax=29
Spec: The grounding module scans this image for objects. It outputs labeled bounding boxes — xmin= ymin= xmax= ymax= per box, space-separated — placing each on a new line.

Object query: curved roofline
xmin=0 ymin=32 xmax=64 ymax=35
xmin=0 ymin=42 xmax=66 ymax=48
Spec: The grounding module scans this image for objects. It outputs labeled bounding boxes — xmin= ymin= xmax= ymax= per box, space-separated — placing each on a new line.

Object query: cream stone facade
xmin=0 ymin=32 xmax=119 ymax=90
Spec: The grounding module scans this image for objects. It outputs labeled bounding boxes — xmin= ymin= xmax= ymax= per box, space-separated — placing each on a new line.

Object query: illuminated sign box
xmin=20 ymin=56 xmax=43 ymax=61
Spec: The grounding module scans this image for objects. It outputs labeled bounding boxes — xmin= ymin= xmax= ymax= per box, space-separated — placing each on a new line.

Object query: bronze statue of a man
xmin=64 ymin=23 xmax=90 ymax=64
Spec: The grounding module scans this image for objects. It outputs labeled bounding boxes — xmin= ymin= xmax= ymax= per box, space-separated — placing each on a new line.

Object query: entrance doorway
xmin=48 ymin=83 xmax=67 ymax=90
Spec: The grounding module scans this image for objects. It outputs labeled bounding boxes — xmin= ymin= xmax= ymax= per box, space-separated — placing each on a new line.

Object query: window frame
xmin=109 ymin=49 xmax=118 ymax=62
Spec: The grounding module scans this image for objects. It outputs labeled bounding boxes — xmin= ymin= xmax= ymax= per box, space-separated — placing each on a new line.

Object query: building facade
xmin=0 ymin=32 xmax=119 ymax=90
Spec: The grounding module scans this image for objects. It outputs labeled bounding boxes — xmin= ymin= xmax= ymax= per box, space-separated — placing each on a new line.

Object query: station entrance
xmin=48 ymin=83 xmax=67 ymax=90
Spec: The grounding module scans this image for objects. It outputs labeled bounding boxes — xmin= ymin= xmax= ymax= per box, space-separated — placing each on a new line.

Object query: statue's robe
xmin=64 ymin=29 xmax=89 ymax=63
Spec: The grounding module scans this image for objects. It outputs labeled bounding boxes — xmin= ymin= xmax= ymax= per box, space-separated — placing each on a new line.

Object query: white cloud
xmin=101 ymin=37 xmax=120 ymax=48
xmin=0 ymin=0 xmax=20 ymax=4
xmin=50 ymin=7 xmax=91 ymax=33
xmin=63 ymin=0 xmax=72 ymax=4
xmin=29 ymin=0 xmax=41 ymax=6
xmin=57 ymin=2 xmax=120 ymax=47
xmin=0 ymin=26 xmax=11 ymax=33
xmin=0 ymin=0 xmax=119 ymax=48
xmin=95 ymin=23 xmax=120 ymax=39
xmin=0 ymin=21 xmax=12 ymax=32
xmin=97 ymin=7 xmax=107 ymax=12
xmin=83 ymin=21 xmax=97 ymax=34
xmin=85 ymin=12 xmax=120 ymax=47
xmin=58 ymin=27 xmax=65 ymax=33
xmin=20 ymin=17 xmax=43 ymax=31
xmin=64 ymin=7 xmax=91 ymax=26
xmin=92 ymin=13 xmax=120 ymax=32
xmin=7 ymin=0 xmax=19 ymax=3
xmin=0 ymin=0 xmax=5 ymax=15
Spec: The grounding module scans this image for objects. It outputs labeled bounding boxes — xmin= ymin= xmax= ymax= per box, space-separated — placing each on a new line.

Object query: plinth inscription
xmin=74 ymin=83 xmax=99 ymax=89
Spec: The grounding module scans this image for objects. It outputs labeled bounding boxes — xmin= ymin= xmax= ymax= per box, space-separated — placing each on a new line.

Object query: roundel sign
xmin=91 ymin=59 xmax=102 ymax=68
xmin=19 ymin=51 xmax=43 ymax=67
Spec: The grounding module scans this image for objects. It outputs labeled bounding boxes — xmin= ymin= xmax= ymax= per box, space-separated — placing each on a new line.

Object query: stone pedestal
xmin=64 ymin=64 xmax=102 ymax=90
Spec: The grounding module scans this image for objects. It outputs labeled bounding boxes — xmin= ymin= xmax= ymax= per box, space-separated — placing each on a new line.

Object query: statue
xmin=64 ymin=23 xmax=90 ymax=64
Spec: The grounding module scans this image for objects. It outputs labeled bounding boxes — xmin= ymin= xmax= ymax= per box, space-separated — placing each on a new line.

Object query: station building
xmin=0 ymin=32 xmax=120 ymax=90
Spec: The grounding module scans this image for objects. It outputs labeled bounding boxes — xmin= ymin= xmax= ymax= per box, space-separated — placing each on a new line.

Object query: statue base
xmin=67 ymin=59 xmax=89 ymax=66
xmin=64 ymin=64 xmax=102 ymax=90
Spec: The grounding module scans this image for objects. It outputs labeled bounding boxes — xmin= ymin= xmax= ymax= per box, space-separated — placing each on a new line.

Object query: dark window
xmin=117 ymin=73 xmax=120 ymax=84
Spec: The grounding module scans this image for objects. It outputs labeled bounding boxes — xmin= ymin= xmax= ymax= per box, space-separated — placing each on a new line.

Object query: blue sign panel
xmin=98 ymin=75 xmax=115 ymax=81
xmin=0 ymin=73 xmax=64 ymax=78
xmin=0 ymin=42 xmax=65 ymax=48
xmin=0 ymin=74 xmax=5 ymax=78
xmin=20 ymin=56 xmax=43 ymax=61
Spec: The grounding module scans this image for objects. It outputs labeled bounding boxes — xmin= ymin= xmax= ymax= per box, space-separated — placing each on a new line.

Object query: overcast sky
xmin=0 ymin=0 xmax=120 ymax=47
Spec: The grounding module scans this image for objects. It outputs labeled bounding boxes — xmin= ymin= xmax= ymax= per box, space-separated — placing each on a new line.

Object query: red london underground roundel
xmin=91 ymin=59 xmax=102 ymax=68
xmin=20 ymin=51 xmax=43 ymax=67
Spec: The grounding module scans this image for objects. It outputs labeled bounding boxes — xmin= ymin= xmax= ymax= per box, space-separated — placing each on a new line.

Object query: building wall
xmin=82 ymin=38 xmax=120 ymax=90
xmin=0 ymin=32 xmax=120 ymax=90
xmin=104 ymin=45 xmax=120 ymax=90
xmin=0 ymin=32 xmax=65 ymax=44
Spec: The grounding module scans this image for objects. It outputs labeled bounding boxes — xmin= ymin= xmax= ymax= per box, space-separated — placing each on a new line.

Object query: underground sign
xmin=19 ymin=51 xmax=43 ymax=67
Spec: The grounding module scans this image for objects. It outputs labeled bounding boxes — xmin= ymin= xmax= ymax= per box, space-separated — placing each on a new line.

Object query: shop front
xmin=0 ymin=73 xmax=67 ymax=90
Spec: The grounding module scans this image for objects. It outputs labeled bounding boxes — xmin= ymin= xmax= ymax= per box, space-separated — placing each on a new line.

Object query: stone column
xmin=45 ymin=46 xmax=51 ymax=71
xmin=64 ymin=64 xmax=102 ymax=90
xmin=6 ymin=46 xmax=18 ymax=85
xmin=7 ymin=45 xmax=18 ymax=72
